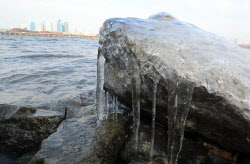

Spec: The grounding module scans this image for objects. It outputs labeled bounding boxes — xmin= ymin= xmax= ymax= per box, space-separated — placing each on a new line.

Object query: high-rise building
xmin=64 ymin=22 xmax=69 ymax=33
xmin=41 ymin=21 xmax=46 ymax=32
xmin=57 ymin=19 xmax=61 ymax=31
xmin=20 ymin=24 xmax=28 ymax=30
xmin=35 ymin=23 xmax=39 ymax=31
xmin=30 ymin=22 xmax=35 ymax=31
xmin=46 ymin=22 xmax=53 ymax=32
xmin=57 ymin=19 xmax=63 ymax=32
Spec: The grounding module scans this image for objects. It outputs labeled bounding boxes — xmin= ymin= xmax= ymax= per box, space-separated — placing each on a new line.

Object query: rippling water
xmin=0 ymin=35 xmax=98 ymax=111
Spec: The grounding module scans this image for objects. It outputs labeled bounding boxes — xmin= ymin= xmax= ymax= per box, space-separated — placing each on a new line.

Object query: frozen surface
xmin=100 ymin=12 xmax=250 ymax=117
xmin=99 ymin=12 xmax=250 ymax=157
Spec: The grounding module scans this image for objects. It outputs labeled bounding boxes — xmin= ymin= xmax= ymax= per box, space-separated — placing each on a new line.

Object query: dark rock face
xmin=30 ymin=105 xmax=127 ymax=164
xmin=120 ymin=121 xmax=237 ymax=164
xmin=98 ymin=12 xmax=250 ymax=153
xmin=0 ymin=104 xmax=64 ymax=155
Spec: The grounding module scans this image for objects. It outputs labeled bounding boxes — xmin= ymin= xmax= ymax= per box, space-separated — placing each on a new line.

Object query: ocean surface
xmin=0 ymin=35 xmax=98 ymax=112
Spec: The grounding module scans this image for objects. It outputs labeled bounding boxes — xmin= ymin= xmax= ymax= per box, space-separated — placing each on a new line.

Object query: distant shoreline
xmin=0 ymin=30 xmax=100 ymax=39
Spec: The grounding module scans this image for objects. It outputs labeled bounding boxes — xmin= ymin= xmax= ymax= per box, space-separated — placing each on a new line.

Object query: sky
xmin=0 ymin=0 xmax=249 ymax=43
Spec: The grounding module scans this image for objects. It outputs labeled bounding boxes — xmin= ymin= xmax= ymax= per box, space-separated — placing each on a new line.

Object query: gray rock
xmin=98 ymin=12 xmax=250 ymax=153
xmin=0 ymin=104 xmax=64 ymax=155
xmin=120 ymin=121 xmax=237 ymax=164
xmin=30 ymin=105 xmax=127 ymax=164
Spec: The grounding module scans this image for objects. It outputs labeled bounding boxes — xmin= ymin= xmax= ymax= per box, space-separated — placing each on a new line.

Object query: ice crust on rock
xmin=99 ymin=12 xmax=250 ymax=118
xmin=98 ymin=11 xmax=250 ymax=158
xmin=148 ymin=12 xmax=176 ymax=20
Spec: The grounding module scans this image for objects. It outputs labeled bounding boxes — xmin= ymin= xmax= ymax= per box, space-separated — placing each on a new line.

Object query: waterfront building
xmin=46 ymin=22 xmax=53 ymax=32
xmin=41 ymin=21 xmax=46 ymax=32
xmin=19 ymin=24 xmax=28 ymax=30
xmin=64 ymin=22 xmax=69 ymax=32
xmin=30 ymin=22 xmax=35 ymax=31
xmin=35 ymin=23 xmax=39 ymax=31
xmin=57 ymin=19 xmax=64 ymax=32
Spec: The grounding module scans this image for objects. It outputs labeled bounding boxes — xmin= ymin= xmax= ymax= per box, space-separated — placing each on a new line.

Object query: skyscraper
xmin=57 ymin=19 xmax=63 ymax=32
xmin=41 ymin=21 xmax=46 ymax=32
xmin=46 ymin=22 xmax=53 ymax=32
xmin=64 ymin=22 xmax=69 ymax=33
xmin=30 ymin=22 xmax=35 ymax=31
xmin=20 ymin=24 xmax=28 ymax=30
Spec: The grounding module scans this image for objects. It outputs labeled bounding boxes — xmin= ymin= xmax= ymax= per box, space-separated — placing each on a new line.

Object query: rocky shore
xmin=0 ymin=12 xmax=250 ymax=164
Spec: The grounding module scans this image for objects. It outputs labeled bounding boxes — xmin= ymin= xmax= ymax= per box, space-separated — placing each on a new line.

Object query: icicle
xmin=112 ymin=94 xmax=115 ymax=120
xmin=115 ymin=96 xmax=118 ymax=121
xmin=112 ymin=94 xmax=115 ymax=112
xmin=167 ymin=80 xmax=194 ymax=164
xmin=96 ymin=53 xmax=105 ymax=121
xmin=150 ymin=78 xmax=159 ymax=160
xmin=130 ymin=55 xmax=141 ymax=155
xmin=105 ymin=91 xmax=109 ymax=114
xmin=115 ymin=96 xmax=118 ymax=113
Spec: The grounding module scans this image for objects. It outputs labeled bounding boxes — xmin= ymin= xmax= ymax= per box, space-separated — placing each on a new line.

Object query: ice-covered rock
xmin=98 ymin=12 xmax=250 ymax=154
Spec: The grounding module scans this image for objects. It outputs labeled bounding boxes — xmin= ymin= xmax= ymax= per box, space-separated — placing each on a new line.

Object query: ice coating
xmin=100 ymin=12 xmax=250 ymax=119
xmin=98 ymin=12 xmax=250 ymax=159
xmin=148 ymin=12 xmax=176 ymax=20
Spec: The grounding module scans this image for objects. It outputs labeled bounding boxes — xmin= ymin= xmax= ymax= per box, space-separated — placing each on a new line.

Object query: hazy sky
xmin=0 ymin=0 xmax=249 ymax=43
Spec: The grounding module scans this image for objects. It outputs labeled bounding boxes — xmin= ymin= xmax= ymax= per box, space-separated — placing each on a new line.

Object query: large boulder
xmin=98 ymin=12 xmax=250 ymax=153
xmin=0 ymin=104 xmax=64 ymax=155
xmin=30 ymin=105 xmax=128 ymax=164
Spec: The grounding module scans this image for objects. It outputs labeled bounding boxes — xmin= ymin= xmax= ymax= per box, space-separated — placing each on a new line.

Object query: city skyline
xmin=1 ymin=0 xmax=250 ymax=44
xmin=16 ymin=20 xmax=70 ymax=33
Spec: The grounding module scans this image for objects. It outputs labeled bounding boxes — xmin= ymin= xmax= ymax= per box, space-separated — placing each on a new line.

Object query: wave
xmin=18 ymin=54 xmax=82 ymax=59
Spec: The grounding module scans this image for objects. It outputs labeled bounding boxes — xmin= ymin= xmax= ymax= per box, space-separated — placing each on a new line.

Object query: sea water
xmin=0 ymin=35 xmax=98 ymax=111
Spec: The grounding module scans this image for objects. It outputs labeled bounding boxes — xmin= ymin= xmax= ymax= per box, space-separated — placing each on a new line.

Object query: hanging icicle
xmin=105 ymin=91 xmax=109 ymax=114
xmin=167 ymin=80 xmax=194 ymax=164
xmin=149 ymin=78 xmax=159 ymax=160
xmin=96 ymin=53 xmax=106 ymax=121
xmin=130 ymin=55 xmax=141 ymax=155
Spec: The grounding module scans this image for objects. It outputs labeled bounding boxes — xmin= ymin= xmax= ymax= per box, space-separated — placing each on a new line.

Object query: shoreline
xmin=0 ymin=31 xmax=100 ymax=39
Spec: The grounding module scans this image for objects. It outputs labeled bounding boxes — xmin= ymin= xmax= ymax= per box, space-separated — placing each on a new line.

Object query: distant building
xmin=46 ymin=22 xmax=53 ymax=32
xmin=41 ymin=21 xmax=46 ymax=32
xmin=64 ymin=22 xmax=69 ymax=32
xmin=57 ymin=19 xmax=64 ymax=32
xmin=30 ymin=22 xmax=35 ymax=31
xmin=35 ymin=23 xmax=39 ymax=31
xmin=19 ymin=24 xmax=28 ymax=30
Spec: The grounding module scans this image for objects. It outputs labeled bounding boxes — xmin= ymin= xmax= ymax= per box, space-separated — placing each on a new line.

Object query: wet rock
xmin=69 ymin=92 xmax=96 ymax=107
xmin=30 ymin=105 xmax=127 ymax=164
xmin=0 ymin=104 xmax=64 ymax=155
xmin=120 ymin=121 xmax=237 ymax=164
xmin=98 ymin=12 xmax=250 ymax=153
